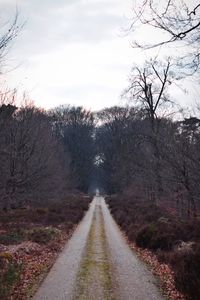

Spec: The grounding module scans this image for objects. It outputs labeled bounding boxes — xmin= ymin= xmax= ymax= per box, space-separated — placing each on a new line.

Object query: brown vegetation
xmin=106 ymin=193 xmax=200 ymax=300
xmin=0 ymin=194 xmax=91 ymax=299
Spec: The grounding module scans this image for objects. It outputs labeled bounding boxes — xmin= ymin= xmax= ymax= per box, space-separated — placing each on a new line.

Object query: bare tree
xmin=0 ymin=102 xmax=69 ymax=210
xmin=123 ymin=59 xmax=176 ymax=201
xmin=123 ymin=59 xmax=173 ymax=131
xmin=130 ymin=0 xmax=200 ymax=72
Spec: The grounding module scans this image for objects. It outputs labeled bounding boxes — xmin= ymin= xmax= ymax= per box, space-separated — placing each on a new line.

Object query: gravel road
xmin=33 ymin=200 xmax=95 ymax=300
xmin=33 ymin=196 xmax=165 ymax=300
xmin=101 ymin=197 xmax=164 ymax=300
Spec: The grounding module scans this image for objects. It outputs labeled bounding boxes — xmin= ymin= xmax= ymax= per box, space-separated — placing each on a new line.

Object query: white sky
xmin=0 ymin=0 xmax=199 ymax=111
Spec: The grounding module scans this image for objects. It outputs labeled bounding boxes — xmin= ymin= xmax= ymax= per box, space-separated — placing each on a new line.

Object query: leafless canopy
xmin=123 ymin=59 xmax=174 ymax=128
xmin=131 ymin=0 xmax=200 ymax=72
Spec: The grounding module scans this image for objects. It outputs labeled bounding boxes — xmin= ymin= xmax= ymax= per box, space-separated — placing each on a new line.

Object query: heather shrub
xmin=27 ymin=227 xmax=61 ymax=244
xmin=0 ymin=261 xmax=22 ymax=299
xmin=0 ymin=230 xmax=24 ymax=245
xmin=136 ymin=223 xmax=156 ymax=248
xmin=106 ymin=194 xmax=200 ymax=300
xmin=171 ymin=244 xmax=200 ymax=300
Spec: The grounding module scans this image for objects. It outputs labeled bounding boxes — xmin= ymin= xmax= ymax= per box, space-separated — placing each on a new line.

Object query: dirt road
xmin=33 ymin=197 xmax=164 ymax=300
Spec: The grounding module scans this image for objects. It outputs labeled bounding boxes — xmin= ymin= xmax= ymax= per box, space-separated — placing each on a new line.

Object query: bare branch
xmin=129 ymin=0 xmax=200 ymax=73
xmin=189 ymin=4 xmax=200 ymax=16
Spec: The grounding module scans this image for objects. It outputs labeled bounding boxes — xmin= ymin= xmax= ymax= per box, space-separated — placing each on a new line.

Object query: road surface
xmin=33 ymin=196 xmax=164 ymax=300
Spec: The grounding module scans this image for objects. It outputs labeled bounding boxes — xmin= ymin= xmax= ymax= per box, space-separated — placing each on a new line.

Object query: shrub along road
xmin=34 ymin=197 xmax=164 ymax=300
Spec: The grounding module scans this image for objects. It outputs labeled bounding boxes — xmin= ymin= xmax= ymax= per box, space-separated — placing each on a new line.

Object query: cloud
xmin=7 ymin=36 xmax=134 ymax=109
xmin=1 ymin=0 xmax=194 ymax=111
xmin=0 ymin=0 xmax=135 ymax=110
xmin=5 ymin=0 xmax=130 ymax=59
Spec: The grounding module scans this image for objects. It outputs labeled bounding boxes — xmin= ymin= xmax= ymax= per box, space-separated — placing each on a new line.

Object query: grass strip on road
xmin=74 ymin=202 xmax=114 ymax=300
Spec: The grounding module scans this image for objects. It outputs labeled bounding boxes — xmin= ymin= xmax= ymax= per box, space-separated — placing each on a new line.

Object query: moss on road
xmin=74 ymin=202 xmax=114 ymax=300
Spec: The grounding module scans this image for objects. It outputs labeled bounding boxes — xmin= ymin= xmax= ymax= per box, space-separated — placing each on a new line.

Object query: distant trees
xmin=95 ymin=106 xmax=144 ymax=193
xmin=50 ymin=106 xmax=95 ymax=192
xmin=1 ymin=98 xmax=200 ymax=217
xmin=95 ymin=104 xmax=200 ymax=217
xmin=96 ymin=106 xmax=157 ymax=195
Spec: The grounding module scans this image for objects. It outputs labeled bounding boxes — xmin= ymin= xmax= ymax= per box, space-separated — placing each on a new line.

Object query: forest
xmin=1 ymin=91 xmax=200 ymax=299
xmin=1 ymin=99 xmax=200 ymax=217
xmin=1 ymin=1 xmax=200 ymax=299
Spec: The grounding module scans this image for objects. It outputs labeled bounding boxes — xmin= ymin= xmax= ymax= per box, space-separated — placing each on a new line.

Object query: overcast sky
xmin=1 ymin=0 xmax=199 ymax=111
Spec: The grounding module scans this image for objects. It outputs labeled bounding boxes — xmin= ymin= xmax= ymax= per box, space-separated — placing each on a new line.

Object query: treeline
xmin=1 ymin=99 xmax=200 ymax=216
xmin=96 ymin=106 xmax=200 ymax=217
xmin=0 ymin=100 xmax=95 ymax=210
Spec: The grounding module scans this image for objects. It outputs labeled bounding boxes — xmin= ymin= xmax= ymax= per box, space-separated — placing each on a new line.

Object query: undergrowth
xmin=106 ymin=194 xmax=200 ymax=300
xmin=0 ymin=257 xmax=23 ymax=299
xmin=0 ymin=193 xmax=92 ymax=299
